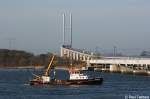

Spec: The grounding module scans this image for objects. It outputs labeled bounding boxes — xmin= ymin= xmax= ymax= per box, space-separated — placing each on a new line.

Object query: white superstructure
xmin=69 ymin=72 xmax=88 ymax=80
xmin=42 ymin=76 xmax=50 ymax=83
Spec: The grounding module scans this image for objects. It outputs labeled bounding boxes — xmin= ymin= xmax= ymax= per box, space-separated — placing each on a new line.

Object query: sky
xmin=0 ymin=0 xmax=150 ymax=55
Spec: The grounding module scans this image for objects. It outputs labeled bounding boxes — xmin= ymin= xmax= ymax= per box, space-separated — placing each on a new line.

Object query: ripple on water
xmin=0 ymin=69 xmax=150 ymax=99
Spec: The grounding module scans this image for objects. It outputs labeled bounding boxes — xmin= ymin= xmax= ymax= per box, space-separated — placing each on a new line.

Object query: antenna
xmin=7 ymin=38 xmax=16 ymax=50
xmin=113 ymin=46 xmax=117 ymax=56
xmin=63 ymin=13 xmax=65 ymax=45
xmin=70 ymin=13 xmax=72 ymax=48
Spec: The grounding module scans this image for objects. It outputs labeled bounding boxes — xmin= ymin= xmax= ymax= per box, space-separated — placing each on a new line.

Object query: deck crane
xmin=30 ymin=54 xmax=55 ymax=84
xmin=44 ymin=55 xmax=55 ymax=76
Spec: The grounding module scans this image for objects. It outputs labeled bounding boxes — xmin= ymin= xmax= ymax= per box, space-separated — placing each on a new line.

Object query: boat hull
xmin=64 ymin=78 xmax=103 ymax=85
xmin=30 ymin=78 xmax=103 ymax=86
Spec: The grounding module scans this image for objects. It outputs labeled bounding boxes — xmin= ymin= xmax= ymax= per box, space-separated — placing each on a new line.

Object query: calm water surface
xmin=0 ymin=69 xmax=149 ymax=99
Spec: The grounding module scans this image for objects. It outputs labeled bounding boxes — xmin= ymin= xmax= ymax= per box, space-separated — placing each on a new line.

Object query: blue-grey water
xmin=0 ymin=69 xmax=150 ymax=99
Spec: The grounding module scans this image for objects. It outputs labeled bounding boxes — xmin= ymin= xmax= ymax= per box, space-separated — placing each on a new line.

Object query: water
xmin=0 ymin=69 xmax=150 ymax=99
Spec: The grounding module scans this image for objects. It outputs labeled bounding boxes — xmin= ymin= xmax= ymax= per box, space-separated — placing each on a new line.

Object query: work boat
xmin=30 ymin=55 xmax=103 ymax=86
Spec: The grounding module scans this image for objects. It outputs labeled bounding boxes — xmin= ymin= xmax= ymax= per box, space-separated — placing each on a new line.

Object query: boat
xmin=30 ymin=55 xmax=103 ymax=86
xmin=30 ymin=71 xmax=103 ymax=86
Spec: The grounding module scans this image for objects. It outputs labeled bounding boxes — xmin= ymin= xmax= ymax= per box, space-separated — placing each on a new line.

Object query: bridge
xmin=87 ymin=57 xmax=150 ymax=74
xmin=60 ymin=46 xmax=150 ymax=74
xmin=60 ymin=45 xmax=95 ymax=61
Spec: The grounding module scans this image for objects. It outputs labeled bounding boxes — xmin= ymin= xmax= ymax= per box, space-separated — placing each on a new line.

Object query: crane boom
xmin=44 ymin=55 xmax=55 ymax=76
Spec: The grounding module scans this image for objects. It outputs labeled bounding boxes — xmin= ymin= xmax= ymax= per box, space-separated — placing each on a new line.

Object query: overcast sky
xmin=0 ymin=0 xmax=150 ymax=55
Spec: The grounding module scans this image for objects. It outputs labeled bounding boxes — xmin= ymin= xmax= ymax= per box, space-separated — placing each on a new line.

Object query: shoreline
xmin=0 ymin=66 xmax=44 ymax=69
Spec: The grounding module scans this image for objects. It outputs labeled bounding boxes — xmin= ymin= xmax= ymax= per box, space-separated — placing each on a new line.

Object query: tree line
xmin=0 ymin=49 xmax=52 ymax=67
xmin=0 ymin=49 xmax=85 ymax=67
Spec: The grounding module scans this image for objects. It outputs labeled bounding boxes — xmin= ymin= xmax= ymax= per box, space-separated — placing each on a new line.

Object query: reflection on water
xmin=0 ymin=68 xmax=149 ymax=99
